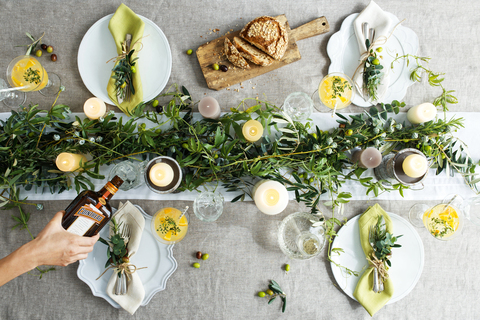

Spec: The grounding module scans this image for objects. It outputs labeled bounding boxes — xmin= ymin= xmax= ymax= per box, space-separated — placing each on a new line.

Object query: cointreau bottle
xmin=62 ymin=176 xmax=123 ymax=237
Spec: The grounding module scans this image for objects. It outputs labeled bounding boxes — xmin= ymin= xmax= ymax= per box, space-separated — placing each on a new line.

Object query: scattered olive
xmin=376 ymin=47 xmax=383 ymax=52
xmin=345 ymin=129 xmax=353 ymax=136
xmin=130 ymin=66 xmax=137 ymax=73
xmin=35 ymin=49 xmax=42 ymax=57
xmin=258 ymin=291 xmax=266 ymax=297
xmin=266 ymin=289 xmax=274 ymax=296
xmin=193 ymin=262 xmax=201 ymax=268
xmin=51 ymin=54 xmax=57 ymax=62
xmin=220 ymin=65 xmax=228 ymax=72
xmin=46 ymin=45 xmax=53 ymax=53
xmin=196 ymin=251 xmax=202 ymax=259
xmin=41 ymin=44 xmax=47 ymax=50
xmin=201 ymin=253 xmax=209 ymax=260
xmin=155 ymin=105 xmax=163 ymax=113
xmin=372 ymin=58 xmax=380 ymax=65
xmin=186 ymin=49 xmax=193 ymax=55
xmin=212 ymin=63 xmax=220 ymax=71
xmin=152 ymin=99 xmax=159 ymax=107
xmin=285 ymin=264 xmax=291 ymax=272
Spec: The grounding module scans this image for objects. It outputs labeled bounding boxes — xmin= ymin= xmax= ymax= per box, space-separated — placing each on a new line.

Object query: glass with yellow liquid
xmin=313 ymin=72 xmax=354 ymax=111
xmin=409 ymin=195 xmax=464 ymax=241
xmin=151 ymin=207 xmax=189 ymax=244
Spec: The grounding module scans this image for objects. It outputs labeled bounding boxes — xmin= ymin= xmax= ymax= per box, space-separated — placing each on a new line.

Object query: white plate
xmin=330 ymin=212 xmax=424 ymax=304
xmin=77 ymin=205 xmax=177 ymax=308
xmin=327 ymin=13 xmax=419 ymax=107
xmin=78 ymin=14 xmax=172 ymax=105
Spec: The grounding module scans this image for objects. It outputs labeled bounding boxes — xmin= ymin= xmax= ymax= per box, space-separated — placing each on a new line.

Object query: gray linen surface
xmin=1 ymin=0 xmax=479 ymax=319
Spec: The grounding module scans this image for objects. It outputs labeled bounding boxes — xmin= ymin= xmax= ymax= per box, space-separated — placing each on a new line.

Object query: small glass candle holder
xmin=144 ymin=156 xmax=183 ymax=194
xmin=193 ymin=191 xmax=224 ymax=222
xmin=108 ymin=160 xmax=146 ymax=191
xmin=282 ymin=92 xmax=314 ymax=122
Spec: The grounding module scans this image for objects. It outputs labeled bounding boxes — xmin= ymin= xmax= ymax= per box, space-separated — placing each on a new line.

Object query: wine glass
xmin=312 ymin=72 xmax=355 ymax=112
xmin=6 ymin=55 xmax=61 ymax=96
xmin=408 ymin=194 xmax=464 ymax=241
xmin=0 ymin=78 xmax=26 ymax=107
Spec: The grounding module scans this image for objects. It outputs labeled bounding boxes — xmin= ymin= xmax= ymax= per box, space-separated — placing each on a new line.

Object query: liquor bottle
xmin=62 ymin=176 xmax=124 ymax=237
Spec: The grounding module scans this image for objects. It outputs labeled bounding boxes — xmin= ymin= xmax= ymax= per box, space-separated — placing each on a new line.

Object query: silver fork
xmin=115 ymin=224 xmax=131 ymax=295
xmin=369 ymin=225 xmax=383 ymax=293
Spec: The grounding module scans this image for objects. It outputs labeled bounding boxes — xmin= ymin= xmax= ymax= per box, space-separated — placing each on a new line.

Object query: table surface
xmin=1 ymin=0 xmax=479 ymax=319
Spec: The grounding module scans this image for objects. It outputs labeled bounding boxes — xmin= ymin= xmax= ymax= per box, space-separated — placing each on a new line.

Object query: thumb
xmin=50 ymin=210 xmax=65 ymax=224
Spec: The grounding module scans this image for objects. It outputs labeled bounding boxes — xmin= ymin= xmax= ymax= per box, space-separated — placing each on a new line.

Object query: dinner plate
xmin=77 ymin=205 xmax=177 ymax=308
xmin=330 ymin=212 xmax=424 ymax=304
xmin=327 ymin=13 xmax=419 ymax=107
xmin=78 ymin=14 xmax=172 ymax=105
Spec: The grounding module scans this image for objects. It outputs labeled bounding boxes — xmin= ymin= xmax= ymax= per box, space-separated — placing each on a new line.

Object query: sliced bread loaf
xmin=224 ymin=38 xmax=250 ymax=69
xmin=239 ymin=16 xmax=288 ymax=60
xmin=233 ymin=37 xmax=274 ymax=66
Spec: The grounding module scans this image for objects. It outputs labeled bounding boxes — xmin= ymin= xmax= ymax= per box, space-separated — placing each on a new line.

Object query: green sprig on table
xmin=362 ymin=40 xmax=384 ymax=101
xmin=369 ymin=216 xmax=402 ymax=267
xmin=258 ymin=280 xmax=287 ymax=313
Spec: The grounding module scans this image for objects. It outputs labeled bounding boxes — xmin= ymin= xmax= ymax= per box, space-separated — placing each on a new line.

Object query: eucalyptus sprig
xmin=98 ymin=217 xmax=129 ymax=271
xmin=362 ymin=40 xmax=384 ymax=101
xmin=112 ymin=46 xmax=139 ymax=102
xmin=369 ymin=216 xmax=402 ymax=267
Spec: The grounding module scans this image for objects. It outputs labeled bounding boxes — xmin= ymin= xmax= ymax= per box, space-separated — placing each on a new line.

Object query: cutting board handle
xmin=291 ymin=16 xmax=330 ymax=41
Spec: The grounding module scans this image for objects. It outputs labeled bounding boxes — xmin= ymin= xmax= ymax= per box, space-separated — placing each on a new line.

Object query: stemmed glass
xmin=408 ymin=194 xmax=464 ymax=241
xmin=0 ymin=78 xmax=26 ymax=107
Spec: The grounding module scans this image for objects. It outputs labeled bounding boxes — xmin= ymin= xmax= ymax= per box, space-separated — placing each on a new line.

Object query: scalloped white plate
xmin=327 ymin=12 xmax=419 ymax=107
xmin=78 ymin=14 xmax=172 ymax=105
xmin=330 ymin=212 xmax=424 ymax=304
xmin=77 ymin=205 xmax=177 ymax=308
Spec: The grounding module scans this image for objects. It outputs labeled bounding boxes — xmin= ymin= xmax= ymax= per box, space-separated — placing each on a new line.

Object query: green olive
xmin=312 ymin=133 xmax=317 ymax=139
xmin=258 ymin=291 xmax=266 ymax=297
xmin=182 ymin=143 xmax=189 ymax=149
xmin=186 ymin=49 xmax=193 ymax=55
xmin=376 ymin=47 xmax=383 ymax=52
xmin=372 ymin=59 xmax=380 ymax=65
xmin=152 ymin=99 xmax=159 ymax=107
xmin=130 ymin=66 xmax=137 ymax=73
xmin=122 ymin=256 xmax=130 ymax=263
xmin=212 ymin=63 xmax=220 ymax=71
xmin=285 ymin=264 xmax=291 ymax=272
xmin=46 ymin=45 xmax=53 ymax=53
xmin=266 ymin=289 xmax=274 ymax=296
xmin=309 ymin=177 xmax=314 ymax=183
xmin=213 ymin=154 xmax=219 ymax=159
xmin=193 ymin=262 xmax=200 ymax=268
xmin=425 ymin=145 xmax=432 ymax=152
xmin=35 ymin=49 xmax=42 ymax=57
xmin=201 ymin=253 xmax=209 ymax=260
xmin=120 ymin=82 xmax=126 ymax=89
xmin=155 ymin=129 xmax=162 ymax=134
xmin=346 ymin=129 xmax=353 ymax=136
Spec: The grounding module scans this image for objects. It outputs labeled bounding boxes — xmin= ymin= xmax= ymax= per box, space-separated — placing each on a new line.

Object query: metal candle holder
xmin=374 ymin=148 xmax=428 ymax=186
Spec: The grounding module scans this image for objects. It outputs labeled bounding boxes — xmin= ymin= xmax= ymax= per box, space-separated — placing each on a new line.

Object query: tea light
xmin=149 ymin=162 xmax=174 ymax=187
xmin=402 ymin=154 xmax=428 ymax=178
xmin=253 ymin=180 xmax=289 ymax=215
xmin=198 ymin=96 xmax=221 ymax=119
xmin=242 ymin=120 xmax=263 ymax=143
xmin=83 ymin=97 xmax=106 ymax=120
xmin=352 ymin=148 xmax=382 ymax=168
xmin=55 ymin=153 xmax=87 ymax=172
xmin=407 ymin=103 xmax=437 ymax=124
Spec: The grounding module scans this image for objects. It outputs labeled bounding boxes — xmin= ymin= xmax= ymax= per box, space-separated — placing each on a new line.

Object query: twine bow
xmin=96 ymin=261 xmax=147 ymax=281
xmin=367 ymin=252 xmax=389 ymax=282
xmin=106 ymin=35 xmax=148 ymax=64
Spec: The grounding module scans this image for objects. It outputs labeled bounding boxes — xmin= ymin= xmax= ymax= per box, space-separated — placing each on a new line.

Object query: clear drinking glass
xmin=193 ymin=191 xmax=224 ymax=222
xmin=108 ymin=160 xmax=146 ymax=191
xmin=312 ymin=72 xmax=354 ymax=112
xmin=151 ymin=207 xmax=189 ymax=244
xmin=278 ymin=212 xmax=326 ymax=260
xmin=0 ymin=78 xmax=26 ymax=107
xmin=408 ymin=194 xmax=464 ymax=241
xmin=282 ymin=92 xmax=314 ymax=122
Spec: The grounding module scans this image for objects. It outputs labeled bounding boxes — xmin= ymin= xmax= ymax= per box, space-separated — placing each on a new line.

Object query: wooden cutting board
xmin=196 ymin=15 xmax=330 ymax=91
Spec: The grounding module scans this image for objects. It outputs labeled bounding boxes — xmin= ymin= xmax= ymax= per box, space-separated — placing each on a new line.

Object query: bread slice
xmin=224 ymin=38 xmax=250 ymax=69
xmin=233 ymin=37 xmax=274 ymax=66
xmin=239 ymin=16 xmax=288 ymax=60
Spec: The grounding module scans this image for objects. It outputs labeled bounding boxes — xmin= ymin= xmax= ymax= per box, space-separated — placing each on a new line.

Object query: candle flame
xmin=264 ymin=189 xmax=280 ymax=206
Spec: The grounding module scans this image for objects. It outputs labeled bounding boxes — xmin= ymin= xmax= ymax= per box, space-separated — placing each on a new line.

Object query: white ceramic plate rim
xmin=77 ymin=205 xmax=177 ymax=308
xmin=327 ymin=12 xmax=419 ymax=107
xmin=330 ymin=212 xmax=424 ymax=304
xmin=77 ymin=13 xmax=172 ymax=105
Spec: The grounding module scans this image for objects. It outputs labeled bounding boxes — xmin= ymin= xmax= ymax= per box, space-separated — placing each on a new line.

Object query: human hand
xmin=31 ymin=211 xmax=99 ymax=267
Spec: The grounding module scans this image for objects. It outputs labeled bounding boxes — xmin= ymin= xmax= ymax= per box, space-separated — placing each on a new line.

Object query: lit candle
xmin=149 ymin=162 xmax=174 ymax=187
xmin=83 ymin=97 xmax=107 ymax=120
xmin=242 ymin=119 xmax=263 ymax=143
xmin=252 ymin=180 xmax=289 ymax=215
xmin=55 ymin=153 xmax=87 ymax=172
xmin=198 ymin=96 xmax=221 ymax=119
xmin=402 ymin=154 xmax=428 ymax=178
xmin=407 ymin=103 xmax=437 ymax=124
xmin=351 ymin=148 xmax=382 ymax=168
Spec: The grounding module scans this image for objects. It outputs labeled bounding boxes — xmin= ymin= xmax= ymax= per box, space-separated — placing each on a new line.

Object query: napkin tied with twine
xmin=107 ymin=4 xmax=144 ymax=115
xmin=106 ymin=201 xmax=145 ymax=315
xmin=353 ymin=203 xmax=394 ymax=316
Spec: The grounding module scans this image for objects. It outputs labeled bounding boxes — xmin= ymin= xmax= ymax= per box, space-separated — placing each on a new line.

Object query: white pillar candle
xmin=242 ymin=119 xmax=263 ymax=143
xmin=149 ymin=162 xmax=175 ymax=187
xmin=407 ymin=103 xmax=437 ymax=124
xmin=253 ymin=180 xmax=289 ymax=215
xmin=198 ymin=96 xmax=221 ymax=119
xmin=83 ymin=97 xmax=106 ymax=120
xmin=402 ymin=154 xmax=428 ymax=178
xmin=55 ymin=153 xmax=87 ymax=172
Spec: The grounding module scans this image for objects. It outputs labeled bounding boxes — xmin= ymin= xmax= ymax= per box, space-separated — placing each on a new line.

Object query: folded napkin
xmin=107 ymin=4 xmax=145 ymax=115
xmin=352 ymin=0 xmax=392 ymax=104
xmin=106 ymin=201 xmax=145 ymax=315
xmin=353 ymin=203 xmax=394 ymax=316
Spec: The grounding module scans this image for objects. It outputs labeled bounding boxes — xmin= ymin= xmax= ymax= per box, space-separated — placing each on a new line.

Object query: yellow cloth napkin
xmin=107 ymin=4 xmax=145 ymax=115
xmin=353 ymin=203 xmax=394 ymax=316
